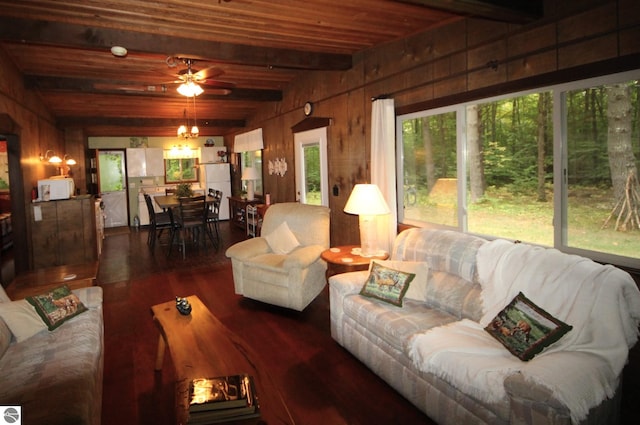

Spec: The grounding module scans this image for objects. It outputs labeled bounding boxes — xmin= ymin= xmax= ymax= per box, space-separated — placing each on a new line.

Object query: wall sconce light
xmin=63 ymin=154 xmax=77 ymax=165
xmin=40 ymin=150 xmax=62 ymax=164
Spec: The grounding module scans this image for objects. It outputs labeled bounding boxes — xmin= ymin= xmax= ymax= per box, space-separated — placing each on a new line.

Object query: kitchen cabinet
xmin=126 ymin=148 xmax=164 ymax=177
xmin=145 ymin=148 xmax=164 ymax=176
xmin=30 ymin=196 xmax=98 ymax=269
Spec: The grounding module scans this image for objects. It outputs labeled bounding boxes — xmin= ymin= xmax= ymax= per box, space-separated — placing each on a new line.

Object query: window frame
xmin=397 ymin=69 xmax=640 ymax=269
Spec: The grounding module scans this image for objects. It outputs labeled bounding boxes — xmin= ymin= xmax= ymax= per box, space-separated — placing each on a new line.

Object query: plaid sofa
xmin=0 ymin=286 xmax=104 ymax=425
xmin=329 ymin=228 xmax=624 ymax=425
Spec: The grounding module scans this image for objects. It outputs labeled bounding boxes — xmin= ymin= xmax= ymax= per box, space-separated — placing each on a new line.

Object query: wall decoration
xmin=129 ymin=136 xmax=148 ymax=148
xmin=268 ymin=158 xmax=288 ymax=177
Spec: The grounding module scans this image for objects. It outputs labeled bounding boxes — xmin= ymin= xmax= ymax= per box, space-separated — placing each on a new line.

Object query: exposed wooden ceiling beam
xmin=396 ymin=0 xmax=543 ymax=23
xmin=0 ymin=17 xmax=352 ymax=70
xmin=56 ymin=117 xmax=246 ymax=128
xmin=25 ymin=76 xmax=283 ymax=101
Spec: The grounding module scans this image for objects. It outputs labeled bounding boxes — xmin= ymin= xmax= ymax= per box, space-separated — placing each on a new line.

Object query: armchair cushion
xmin=264 ymin=221 xmax=300 ymax=254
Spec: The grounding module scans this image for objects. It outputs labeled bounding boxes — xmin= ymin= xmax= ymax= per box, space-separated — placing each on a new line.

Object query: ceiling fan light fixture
xmin=177 ymin=81 xmax=203 ymax=97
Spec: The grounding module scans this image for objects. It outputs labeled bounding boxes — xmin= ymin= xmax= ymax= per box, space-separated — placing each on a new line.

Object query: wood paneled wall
xmin=0 ymin=46 xmax=65 ymax=272
xmin=244 ymin=0 xmax=640 ymax=247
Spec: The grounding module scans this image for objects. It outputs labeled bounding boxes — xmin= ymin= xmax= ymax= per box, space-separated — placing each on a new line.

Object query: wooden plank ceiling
xmin=0 ymin=0 xmax=542 ymax=137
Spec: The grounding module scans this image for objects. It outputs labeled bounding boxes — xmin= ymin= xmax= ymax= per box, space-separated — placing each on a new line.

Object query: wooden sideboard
xmin=29 ymin=196 xmax=98 ymax=269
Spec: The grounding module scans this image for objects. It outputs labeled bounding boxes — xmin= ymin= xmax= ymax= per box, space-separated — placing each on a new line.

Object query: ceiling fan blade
xmin=200 ymin=80 xmax=235 ymax=89
xmin=193 ymin=66 xmax=225 ymax=81
xmin=206 ymin=88 xmax=233 ymax=96
xmin=94 ymin=83 xmax=168 ymax=93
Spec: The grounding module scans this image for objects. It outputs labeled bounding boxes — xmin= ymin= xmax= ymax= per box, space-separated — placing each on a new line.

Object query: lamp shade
xmin=241 ymin=167 xmax=259 ymax=181
xmin=344 ymin=184 xmax=390 ymax=216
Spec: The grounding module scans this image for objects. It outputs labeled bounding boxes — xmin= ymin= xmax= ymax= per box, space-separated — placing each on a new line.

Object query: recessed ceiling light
xmin=110 ymin=46 xmax=128 ymax=57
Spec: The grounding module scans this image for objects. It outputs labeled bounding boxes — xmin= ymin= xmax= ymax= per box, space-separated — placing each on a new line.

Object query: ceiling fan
xmin=164 ymin=57 xmax=235 ymax=96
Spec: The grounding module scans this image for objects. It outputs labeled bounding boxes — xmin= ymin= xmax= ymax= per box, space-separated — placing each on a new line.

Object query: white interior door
xmin=98 ymin=150 xmax=128 ymax=228
xmin=294 ymin=127 xmax=328 ymax=206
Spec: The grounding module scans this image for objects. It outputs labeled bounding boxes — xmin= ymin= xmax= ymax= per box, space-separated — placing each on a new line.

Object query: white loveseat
xmin=329 ymin=228 xmax=640 ymax=424
xmin=0 ymin=285 xmax=104 ymax=425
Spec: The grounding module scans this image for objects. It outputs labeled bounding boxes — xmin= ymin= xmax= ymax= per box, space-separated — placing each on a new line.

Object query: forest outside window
xmin=397 ymin=70 xmax=640 ymax=268
xmin=165 ymin=158 xmax=198 ymax=184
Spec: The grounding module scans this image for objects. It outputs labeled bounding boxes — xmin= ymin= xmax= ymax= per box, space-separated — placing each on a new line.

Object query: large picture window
xmin=397 ymin=70 xmax=640 ymax=268
xmin=400 ymin=109 xmax=458 ymax=227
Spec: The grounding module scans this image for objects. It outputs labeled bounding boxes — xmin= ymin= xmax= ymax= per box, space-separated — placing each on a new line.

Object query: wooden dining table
xmin=154 ymin=194 xmax=216 ymax=210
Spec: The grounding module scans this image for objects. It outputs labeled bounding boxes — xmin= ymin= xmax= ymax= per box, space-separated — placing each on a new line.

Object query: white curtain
xmin=370 ymin=98 xmax=397 ymax=254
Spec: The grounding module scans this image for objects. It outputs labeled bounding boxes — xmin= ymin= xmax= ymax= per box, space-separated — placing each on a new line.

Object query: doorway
xmin=294 ymin=127 xmax=329 ymax=206
xmin=98 ymin=150 xmax=128 ymax=228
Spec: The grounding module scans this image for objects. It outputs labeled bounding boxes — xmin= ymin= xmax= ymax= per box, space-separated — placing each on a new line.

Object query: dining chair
xmin=144 ymin=194 xmax=173 ymax=249
xmin=169 ymin=195 xmax=214 ymax=259
xmin=206 ymin=190 xmax=223 ymax=246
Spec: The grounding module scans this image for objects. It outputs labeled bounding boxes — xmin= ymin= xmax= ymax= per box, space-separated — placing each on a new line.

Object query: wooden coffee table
xmin=151 ymin=295 xmax=294 ymax=425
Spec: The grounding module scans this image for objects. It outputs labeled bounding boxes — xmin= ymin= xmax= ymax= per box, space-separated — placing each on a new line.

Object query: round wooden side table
xmin=321 ymin=245 xmax=389 ymax=279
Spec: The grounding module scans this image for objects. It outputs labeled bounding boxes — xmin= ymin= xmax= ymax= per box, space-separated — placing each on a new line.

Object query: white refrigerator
xmin=200 ymin=163 xmax=232 ymax=220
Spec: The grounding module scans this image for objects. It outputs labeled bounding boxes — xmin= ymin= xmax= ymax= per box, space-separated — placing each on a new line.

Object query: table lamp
xmin=344 ymin=184 xmax=390 ymax=257
xmin=241 ymin=167 xmax=259 ymax=200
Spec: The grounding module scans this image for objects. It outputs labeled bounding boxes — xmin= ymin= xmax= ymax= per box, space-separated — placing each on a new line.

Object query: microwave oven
xmin=38 ymin=177 xmax=75 ymax=200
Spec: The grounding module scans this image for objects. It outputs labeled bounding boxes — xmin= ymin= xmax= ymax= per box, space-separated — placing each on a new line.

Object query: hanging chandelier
xmin=177 ymin=94 xmax=199 ymax=139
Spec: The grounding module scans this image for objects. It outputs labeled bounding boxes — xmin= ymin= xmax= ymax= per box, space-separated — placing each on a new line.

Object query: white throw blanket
xmin=408 ymin=240 xmax=640 ymax=423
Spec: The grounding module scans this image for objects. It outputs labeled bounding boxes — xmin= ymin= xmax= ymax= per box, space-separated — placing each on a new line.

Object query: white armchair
xmin=225 ymin=202 xmax=330 ymax=311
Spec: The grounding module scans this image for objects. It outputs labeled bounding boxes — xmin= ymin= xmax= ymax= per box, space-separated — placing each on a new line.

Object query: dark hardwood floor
xmin=4 ymin=221 xmax=636 ymax=424
xmin=97 ymin=223 xmax=434 ymax=425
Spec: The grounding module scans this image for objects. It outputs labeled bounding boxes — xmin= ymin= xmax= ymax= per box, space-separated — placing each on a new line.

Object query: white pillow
xmin=369 ymin=260 xmax=429 ymax=302
xmin=0 ymin=299 xmax=47 ymax=342
xmin=264 ymin=221 xmax=300 ymax=254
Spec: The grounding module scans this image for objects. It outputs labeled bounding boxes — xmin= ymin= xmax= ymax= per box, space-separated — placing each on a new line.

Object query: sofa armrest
xmin=505 ymin=372 xmax=573 ymax=425
xmin=72 ymin=286 xmax=103 ymax=309
xmin=283 ymin=245 xmax=324 ymax=269
xmin=505 ymin=351 xmax=621 ymax=424
xmin=329 ymin=271 xmax=369 ymax=344
xmin=225 ymin=237 xmax=271 ymax=260
xmin=329 ymin=270 xmax=369 ymax=297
